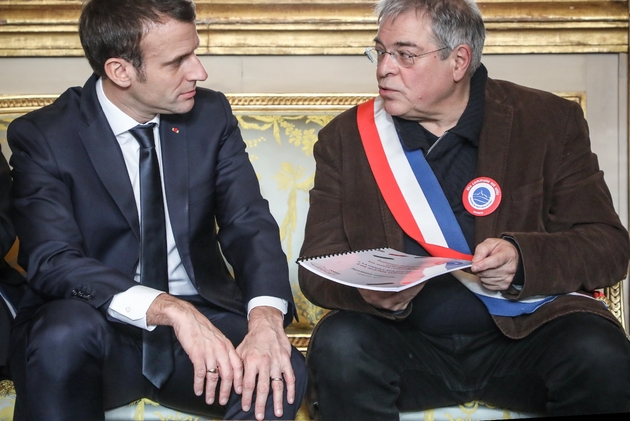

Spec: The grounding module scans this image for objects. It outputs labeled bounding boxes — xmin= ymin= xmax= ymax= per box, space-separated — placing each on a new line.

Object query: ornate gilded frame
xmin=0 ymin=0 xmax=627 ymax=56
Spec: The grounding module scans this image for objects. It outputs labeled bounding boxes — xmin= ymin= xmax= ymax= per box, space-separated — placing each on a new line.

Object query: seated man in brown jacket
xmin=299 ymin=0 xmax=630 ymax=419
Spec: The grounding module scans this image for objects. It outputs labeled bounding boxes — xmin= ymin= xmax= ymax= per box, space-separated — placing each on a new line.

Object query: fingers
xmin=281 ymin=364 xmax=296 ymax=405
xmin=176 ymin=317 xmax=240 ymax=405
xmin=214 ymin=356 xmax=234 ymax=406
xmin=270 ymin=375 xmax=286 ymax=418
xmin=192 ymin=349 xmax=241 ymax=406
xmin=203 ymin=366 xmax=220 ymax=404
xmin=254 ymin=372 xmax=290 ymax=420
xmin=230 ymin=346 xmax=244 ymax=395
xmin=471 ymin=239 xmax=519 ymax=290
xmin=234 ymin=307 xmax=295 ymax=420
xmin=192 ymin=355 xmax=210 ymax=398
xmin=471 ymin=239 xmax=517 ymax=272
xmin=237 ymin=344 xmax=293 ymax=420
xmin=253 ymin=366 xmax=271 ymax=420
xmin=471 ymin=238 xmax=495 ymax=264
xmin=189 ymin=343 xmax=234 ymax=404
xmin=358 ymin=283 xmax=423 ymax=311
xmin=239 ymin=358 xmax=257 ymax=414
xmin=479 ymin=275 xmax=511 ymax=290
xmin=212 ymin=345 xmax=243 ymax=406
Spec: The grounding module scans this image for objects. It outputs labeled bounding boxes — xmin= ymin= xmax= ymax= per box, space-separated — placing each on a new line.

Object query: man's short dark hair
xmin=79 ymin=0 xmax=196 ymax=78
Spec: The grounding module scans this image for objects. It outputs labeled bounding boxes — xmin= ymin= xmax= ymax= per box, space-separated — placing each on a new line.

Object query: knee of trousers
xmin=543 ymin=315 xmax=630 ymax=396
xmin=308 ymin=312 xmax=386 ymax=381
xmin=290 ymin=346 xmax=308 ymax=401
xmin=25 ymin=300 xmax=111 ymax=362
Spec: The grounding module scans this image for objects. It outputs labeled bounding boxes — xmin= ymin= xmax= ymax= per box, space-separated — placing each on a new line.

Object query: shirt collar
xmin=448 ymin=63 xmax=487 ymax=145
xmin=95 ymin=77 xmax=160 ymax=138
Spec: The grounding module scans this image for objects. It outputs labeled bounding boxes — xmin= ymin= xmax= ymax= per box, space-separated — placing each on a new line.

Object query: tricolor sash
xmin=453 ymin=271 xmax=559 ymax=317
xmin=356 ymin=97 xmax=568 ymax=316
xmin=357 ymin=97 xmax=472 ymax=260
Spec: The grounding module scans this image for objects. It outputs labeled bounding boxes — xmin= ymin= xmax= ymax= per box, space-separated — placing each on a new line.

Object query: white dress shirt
xmin=96 ymin=78 xmax=287 ymax=330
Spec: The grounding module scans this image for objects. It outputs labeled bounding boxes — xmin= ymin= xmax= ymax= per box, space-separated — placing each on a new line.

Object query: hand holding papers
xmin=297 ymin=247 xmax=471 ymax=292
xmin=299 ymin=247 xmax=569 ymax=316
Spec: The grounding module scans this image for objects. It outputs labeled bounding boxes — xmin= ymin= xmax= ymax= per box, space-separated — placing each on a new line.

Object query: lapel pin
xmin=462 ymin=177 xmax=502 ymax=217
xmin=171 ymin=127 xmax=180 ymax=134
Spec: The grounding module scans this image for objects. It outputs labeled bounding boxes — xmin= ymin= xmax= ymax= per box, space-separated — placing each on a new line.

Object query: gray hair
xmin=375 ymin=0 xmax=485 ymax=75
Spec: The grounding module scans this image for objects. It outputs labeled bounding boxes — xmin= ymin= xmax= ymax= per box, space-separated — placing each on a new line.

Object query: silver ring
xmin=270 ymin=377 xmax=284 ymax=382
xmin=207 ymin=367 xmax=218 ymax=374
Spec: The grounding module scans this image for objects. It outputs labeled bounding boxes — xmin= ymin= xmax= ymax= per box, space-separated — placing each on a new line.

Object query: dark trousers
xmin=307 ymin=310 xmax=630 ymax=421
xmin=9 ymin=297 xmax=307 ymax=421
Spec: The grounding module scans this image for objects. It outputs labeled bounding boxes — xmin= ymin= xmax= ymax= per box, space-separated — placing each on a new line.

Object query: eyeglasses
xmin=364 ymin=46 xmax=449 ymax=68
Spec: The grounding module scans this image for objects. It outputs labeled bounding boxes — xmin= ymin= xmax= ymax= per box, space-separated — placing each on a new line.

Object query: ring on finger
xmin=207 ymin=367 xmax=218 ymax=374
xmin=270 ymin=377 xmax=284 ymax=382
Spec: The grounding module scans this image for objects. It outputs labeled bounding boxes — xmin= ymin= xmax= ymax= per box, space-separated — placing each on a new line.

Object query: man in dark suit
xmin=0 ymin=145 xmax=25 ymax=382
xmin=7 ymin=1 xmax=306 ymax=420
xmin=299 ymin=0 xmax=630 ymax=419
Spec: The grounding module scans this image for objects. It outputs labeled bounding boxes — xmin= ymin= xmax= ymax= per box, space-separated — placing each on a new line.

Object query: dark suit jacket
xmin=299 ymin=77 xmax=630 ymax=339
xmin=1 ymin=145 xmax=25 ymax=374
xmin=0 ymin=147 xmax=14 ymax=259
xmin=8 ymin=74 xmax=295 ymax=328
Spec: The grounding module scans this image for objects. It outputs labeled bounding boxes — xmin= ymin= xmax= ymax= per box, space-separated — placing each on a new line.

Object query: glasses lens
xmin=365 ymin=48 xmax=378 ymax=64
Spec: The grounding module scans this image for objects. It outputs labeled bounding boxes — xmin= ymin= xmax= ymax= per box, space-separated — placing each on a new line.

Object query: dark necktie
xmin=129 ymin=123 xmax=174 ymax=388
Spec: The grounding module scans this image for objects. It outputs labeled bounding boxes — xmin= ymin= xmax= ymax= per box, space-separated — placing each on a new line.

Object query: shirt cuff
xmin=107 ymin=285 xmax=164 ymax=331
xmin=247 ymin=296 xmax=288 ymax=319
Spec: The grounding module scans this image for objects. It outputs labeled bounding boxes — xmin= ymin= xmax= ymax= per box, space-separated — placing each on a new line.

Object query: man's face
xmin=124 ymin=17 xmax=208 ymax=122
xmin=375 ymin=11 xmax=457 ymax=122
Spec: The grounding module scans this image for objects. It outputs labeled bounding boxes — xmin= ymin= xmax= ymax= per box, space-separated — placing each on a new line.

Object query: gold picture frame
xmin=0 ymin=0 xmax=627 ymax=56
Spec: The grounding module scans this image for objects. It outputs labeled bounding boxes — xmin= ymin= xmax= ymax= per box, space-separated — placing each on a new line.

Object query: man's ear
xmin=452 ymin=44 xmax=472 ymax=82
xmin=103 ymin=58 xmax=134 ymax=88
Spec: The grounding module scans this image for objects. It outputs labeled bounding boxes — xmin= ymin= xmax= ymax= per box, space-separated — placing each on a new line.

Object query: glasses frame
xmin=364 ymin=46 xmax=449 ymax=68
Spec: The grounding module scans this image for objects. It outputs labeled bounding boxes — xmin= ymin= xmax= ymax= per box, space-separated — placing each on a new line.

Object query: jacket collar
xmin=78 ymin=74 xmax=141 ymax=239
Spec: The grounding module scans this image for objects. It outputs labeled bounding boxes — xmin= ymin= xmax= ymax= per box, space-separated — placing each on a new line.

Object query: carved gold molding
xmin=0 ymin=0 xmax=627 ymax=56
xmin=0 ymin=95 xmax=57 ymax=115
xmin=0 ymin=93 xmax=380 ymax=114
xmin=226 ymin=93 xmax=377 ymax=112
xmin=0 ymin=91 xmax=585 ymax=114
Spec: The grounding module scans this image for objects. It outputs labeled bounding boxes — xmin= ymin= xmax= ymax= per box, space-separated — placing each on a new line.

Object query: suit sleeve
xmin=8 ymin=116 xmax=137 ymax=311
xmin=503 ymin=100 xmax=630 ymax=298
xmin=0 ymin=146 xmax=15 ymax=258
xmin=208 ymin=94 xmax=296 ymax=324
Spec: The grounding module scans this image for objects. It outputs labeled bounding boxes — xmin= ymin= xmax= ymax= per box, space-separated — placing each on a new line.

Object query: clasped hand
xmin=147 ymin=296 xmax=295 ymax=421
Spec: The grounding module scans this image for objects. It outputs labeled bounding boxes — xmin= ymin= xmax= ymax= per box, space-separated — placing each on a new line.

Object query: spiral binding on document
xmin=296 ymin=247 xmax=386 ymax=263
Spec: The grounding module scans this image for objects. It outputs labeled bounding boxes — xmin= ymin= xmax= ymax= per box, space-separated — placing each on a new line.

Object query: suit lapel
xmin=474 ymin=80 xmax=514 ymax=244
xmin=78 ymin=76 xmax=140 ymax=239
xmin=159 ymin=116 xmax=194 ymax=282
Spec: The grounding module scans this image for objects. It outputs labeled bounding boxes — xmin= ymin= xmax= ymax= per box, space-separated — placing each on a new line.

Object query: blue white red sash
xmin=356 ymin=97 xmax=579 ymax=316
xmin=357 ymin=97 xmax=472 ymax=260
xmin=453 ymin=271 xmax=559 ymax=317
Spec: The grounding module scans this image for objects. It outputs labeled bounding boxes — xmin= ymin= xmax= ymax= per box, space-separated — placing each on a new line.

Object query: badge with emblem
xmin=462 ymin=177 xmax=502 ymax=216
